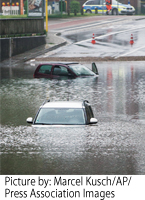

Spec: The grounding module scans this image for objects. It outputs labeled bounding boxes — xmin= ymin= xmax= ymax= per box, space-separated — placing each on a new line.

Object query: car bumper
xmin=120 ymin=10 xmax=135 ymax=15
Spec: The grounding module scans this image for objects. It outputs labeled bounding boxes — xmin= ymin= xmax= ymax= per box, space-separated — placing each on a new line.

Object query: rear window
xmin=38 ymin=65 xmax=53 ymax=74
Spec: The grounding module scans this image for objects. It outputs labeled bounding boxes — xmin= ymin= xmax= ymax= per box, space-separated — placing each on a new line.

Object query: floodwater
xmin=1 ymin=61 xmax=145 ymax=175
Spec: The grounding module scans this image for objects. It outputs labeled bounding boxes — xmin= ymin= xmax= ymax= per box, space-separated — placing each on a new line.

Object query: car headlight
xmin=132 ymin=6 xmax=135 ymax=10
xmin=123 ymin=7 xmax=126 ymax=10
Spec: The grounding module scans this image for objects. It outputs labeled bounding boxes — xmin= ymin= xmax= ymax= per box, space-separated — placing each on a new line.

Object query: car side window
xmin=86 ymin=1 xmax=93 ymax=5
xmin=87 ymin=0 xmax=99 ymax=5
xmin=85 ymin=105 xmax=94 ymax=122
xmin=53 ymin=66 xmax=70 ymax=76
xmin=95 ymin=0 xmax=100 ymax=4
xmin=38 ymin=65 xmax=52 ymax=74
xmin=100 ymin=0 xmax=105 ymax=4
xmin=89 ymin=106 xmax=94 ymax=118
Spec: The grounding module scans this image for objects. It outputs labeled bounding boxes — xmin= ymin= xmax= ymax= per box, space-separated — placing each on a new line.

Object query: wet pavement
xmin=1 ymin=61 xmax=145 ymax=174
xmin=40 ymin=16 xmax=145 ymax=60
xmin=1 ymin=16 xmax=144 ymax=65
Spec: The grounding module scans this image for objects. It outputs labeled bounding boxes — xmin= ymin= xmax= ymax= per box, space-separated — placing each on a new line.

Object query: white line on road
xmin=74 ymin=24 xmax=145 ymax=45
xmin=114 ymin=45 xmax=145 ymax=58
xmin=58 ymin=18 xmax=128 ymax=33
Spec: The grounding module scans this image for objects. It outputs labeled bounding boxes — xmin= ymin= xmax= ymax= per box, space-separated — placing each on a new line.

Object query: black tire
xmin=112 ymin=8 xmax=118 ymax=15
xmin=86 ymin=9 xmax=92 ymax=13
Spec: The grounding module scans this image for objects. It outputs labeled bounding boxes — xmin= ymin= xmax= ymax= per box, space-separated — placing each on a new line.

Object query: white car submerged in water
xmin=26 ymin=100 xmax=98 ymax=127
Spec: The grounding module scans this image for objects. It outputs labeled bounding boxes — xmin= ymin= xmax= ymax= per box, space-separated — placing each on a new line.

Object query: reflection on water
xmin=1 ymin=61 xmax=145 ymax=174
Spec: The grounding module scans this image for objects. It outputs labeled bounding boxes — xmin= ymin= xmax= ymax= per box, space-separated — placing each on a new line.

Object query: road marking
xmin=58 ymin=18 xmax=128 ymax=33
xmin=114 ymin=45 xmax=145 ymax=58
xmin=75 ymin=24 xmax=145 ymax=45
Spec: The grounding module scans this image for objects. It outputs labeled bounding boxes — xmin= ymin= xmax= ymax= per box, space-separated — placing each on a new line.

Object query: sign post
xmin=20 ymin=0 xmax=24 ymax=15
xmin=45 ymin=0 xmax=48 ymax=32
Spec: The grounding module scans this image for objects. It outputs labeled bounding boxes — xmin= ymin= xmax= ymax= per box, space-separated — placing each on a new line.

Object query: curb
xmin=24 ymin=32 xmax=67 ymax=62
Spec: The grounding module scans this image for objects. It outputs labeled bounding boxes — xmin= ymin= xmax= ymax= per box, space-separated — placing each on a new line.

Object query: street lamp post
xmin=61 ymin=0 xmax=62 ymax=16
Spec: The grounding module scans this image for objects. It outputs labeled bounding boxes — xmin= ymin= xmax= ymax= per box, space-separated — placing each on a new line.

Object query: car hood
xmin=115 ymin=3 xmax=134 ymax=9
xmin=121 ymin=4 xmax=134 ymax=8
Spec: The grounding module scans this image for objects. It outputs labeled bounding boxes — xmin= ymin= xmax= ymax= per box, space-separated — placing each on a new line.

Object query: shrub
xmin=70 ymin=1 xmax=80 ymax=13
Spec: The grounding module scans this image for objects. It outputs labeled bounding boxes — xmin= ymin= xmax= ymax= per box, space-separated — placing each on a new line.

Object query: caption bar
xmin=1 ymin=175 xmax=144 ymax=199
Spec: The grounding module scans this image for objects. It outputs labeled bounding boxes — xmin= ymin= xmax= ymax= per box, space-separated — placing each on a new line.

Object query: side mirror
xmin=26 ymin=117 xmax=33 ymax=124
xmin=90 ymin=118 xmax=98 ymax=124
xmin=92 ymin=62 xmax=99 ymax=75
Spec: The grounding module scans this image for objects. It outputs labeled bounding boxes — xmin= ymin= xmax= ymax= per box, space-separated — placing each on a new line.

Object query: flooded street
xmin=1 ymin=61 xmax=145 ymax=175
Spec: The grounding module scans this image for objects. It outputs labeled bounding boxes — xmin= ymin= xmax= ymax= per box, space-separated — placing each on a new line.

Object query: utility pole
xmin=61 ymin=0 xmax=62 ymax=16
xmin=0 ymin=0 xmax=2 ymax=14
xmin=45 ymin=0 xmax=48 ymax=32
xmin=20 ymin=0 xmax=24 ymax=15
xmin=137 ymin=0 xmax=141 ymax=14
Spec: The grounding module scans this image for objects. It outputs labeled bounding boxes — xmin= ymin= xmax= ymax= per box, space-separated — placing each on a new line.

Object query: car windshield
xmin=34 ymin=108 xmax=86 ymax=125
xmin=69 ymin=64 xmax=95 ymax=76
xmin=112 ymin=0 xmax=121 ymax=4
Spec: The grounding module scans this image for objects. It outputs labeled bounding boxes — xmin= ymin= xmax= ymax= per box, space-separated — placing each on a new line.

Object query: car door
xmin=92 ymin=62 xmax=99 ymax=75
xmin=100 ymin=0 xmax=106 ymax=14
xmin=34 ymin=64 xmax=53 ymax=78
xmin=93 ymin=0 xmax=102 ymax=13
xmin=52 ymin=65 xmax=75 ymax=80
xmin=90 ymin=0 xmax=96 ymax=12
xmin=88 ymin=0 xmax=100 ymax=13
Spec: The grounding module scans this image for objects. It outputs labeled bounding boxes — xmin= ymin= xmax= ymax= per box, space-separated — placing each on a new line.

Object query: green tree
xmin=70 ymin=1 xmax=80 ymax=13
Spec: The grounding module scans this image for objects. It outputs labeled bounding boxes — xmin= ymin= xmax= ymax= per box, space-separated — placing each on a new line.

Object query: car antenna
xmin=41 ymin=99 xmax=50 ymax=105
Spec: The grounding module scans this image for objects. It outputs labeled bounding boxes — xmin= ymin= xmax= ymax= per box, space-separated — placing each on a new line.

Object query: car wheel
xmin=86 ymin=9 xmax=92 ymax=13
xmin=112 ymin=8 xmax=118 ymax=15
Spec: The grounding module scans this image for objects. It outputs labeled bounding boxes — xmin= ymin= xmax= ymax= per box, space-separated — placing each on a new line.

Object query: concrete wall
xmin=0 ymin=36 xmax=46 ymax=61
xmin=0 ymin=38 xmax=10 ymax=61
xmin=0 ymin=18 xmax=44 ymax=36
xmin=0 ymin=18 xmax=46 ymax=61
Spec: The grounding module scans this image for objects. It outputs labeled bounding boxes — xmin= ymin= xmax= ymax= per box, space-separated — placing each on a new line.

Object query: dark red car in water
xmin=33 ymin=62 xmax=99 ymax=79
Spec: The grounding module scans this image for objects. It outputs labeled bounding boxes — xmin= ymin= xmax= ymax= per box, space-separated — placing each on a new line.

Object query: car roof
xmin=39 ymin=62 xmax=79 ymax=66
xmin=41 ymin=101 xmax=85 ymax=108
